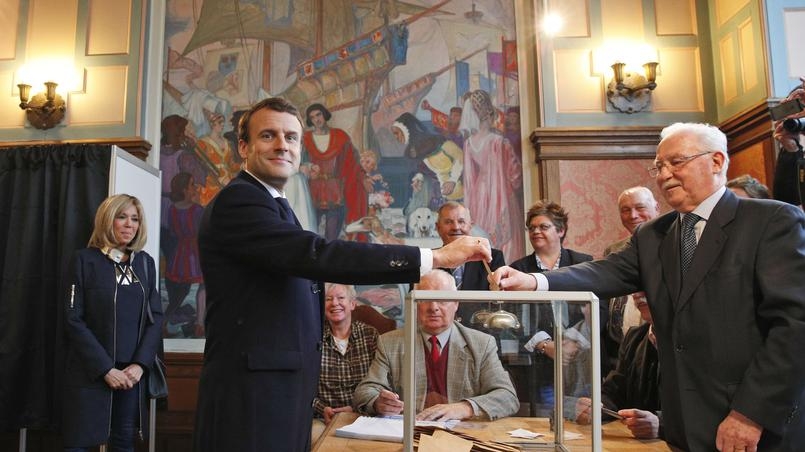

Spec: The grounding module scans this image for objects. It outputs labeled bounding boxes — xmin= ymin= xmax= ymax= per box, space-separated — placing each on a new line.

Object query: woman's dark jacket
xmin=509 ymin=249 xmax=599 ymax=398
xmin=62 ymin=247 xmax=163 ymax=446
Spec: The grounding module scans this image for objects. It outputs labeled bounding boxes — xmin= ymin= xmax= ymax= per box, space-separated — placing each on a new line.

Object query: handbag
xmin=147 ymin=356 xmax=169 ymax=399
xmin=138 ymin=254 xmax=168 ymax=399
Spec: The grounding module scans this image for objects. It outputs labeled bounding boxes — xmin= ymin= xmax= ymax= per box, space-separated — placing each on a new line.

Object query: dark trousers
xmin=64 ymin=385 xmax=139 ymax=452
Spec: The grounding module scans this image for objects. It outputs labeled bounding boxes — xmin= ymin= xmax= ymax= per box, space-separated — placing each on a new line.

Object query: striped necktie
xmin=680 ymin=213 xmax=701 ymax=274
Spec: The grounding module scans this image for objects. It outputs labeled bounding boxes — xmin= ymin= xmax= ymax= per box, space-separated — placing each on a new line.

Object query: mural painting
xmin=160 ymin=0 xmax=525 ymax=337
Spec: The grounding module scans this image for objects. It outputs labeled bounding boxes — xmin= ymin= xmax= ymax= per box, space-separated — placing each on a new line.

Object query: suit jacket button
xmin=675 ymin=344 xmax=685 ymax=352
xmin=236 ymin=318 xmax=244 ymax=325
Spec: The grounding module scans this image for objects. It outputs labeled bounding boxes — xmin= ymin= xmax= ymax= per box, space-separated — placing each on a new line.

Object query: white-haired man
xmin=603 ymin=187 xmax=660 ymax=370
xmin=492 ymin=122 xmax=805 ymax=451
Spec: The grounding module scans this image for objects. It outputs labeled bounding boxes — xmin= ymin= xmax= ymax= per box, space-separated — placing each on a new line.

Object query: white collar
xmin=687 ymin=185 xmax=726 ymax=221
xmin=243 ymin=168 xmax=285 ymax=199
xmin=421 ymin=324 xmax=453 ymax=348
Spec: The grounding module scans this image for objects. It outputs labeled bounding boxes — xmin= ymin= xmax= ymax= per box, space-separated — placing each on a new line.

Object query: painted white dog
xmin=407 ymin=207 xmax=436 ymax=238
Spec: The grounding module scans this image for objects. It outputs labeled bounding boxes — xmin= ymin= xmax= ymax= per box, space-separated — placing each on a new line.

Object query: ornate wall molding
xmin=530 ymin=127 xmax=663 ymax=161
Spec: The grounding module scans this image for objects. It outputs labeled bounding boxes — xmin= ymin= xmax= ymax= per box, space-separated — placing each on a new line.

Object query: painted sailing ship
xmin=178 ymin=1 xmax=453 ymax=144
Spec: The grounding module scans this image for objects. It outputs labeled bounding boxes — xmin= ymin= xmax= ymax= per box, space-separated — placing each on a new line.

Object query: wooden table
xmin=312 ymin=412 xmax=673 ymax=451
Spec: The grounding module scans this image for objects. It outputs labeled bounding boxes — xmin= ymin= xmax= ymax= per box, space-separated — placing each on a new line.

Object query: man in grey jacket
xmin=353 ymin=269 xmax=519 ymax=421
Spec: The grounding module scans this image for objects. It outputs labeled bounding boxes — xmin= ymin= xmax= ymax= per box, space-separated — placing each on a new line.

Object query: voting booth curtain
xmin=0 ymin=144 xmax=110 ymax=431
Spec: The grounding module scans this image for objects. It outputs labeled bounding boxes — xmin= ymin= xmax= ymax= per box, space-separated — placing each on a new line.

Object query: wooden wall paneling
xmin=153 ymin=352 xmax=204 ymax=451
xmin=719 ymin=101 xmax=777 ymax=186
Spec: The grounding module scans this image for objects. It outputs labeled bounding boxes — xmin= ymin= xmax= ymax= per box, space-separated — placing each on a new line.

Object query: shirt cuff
xmin=419 ymin=248 xmax=433 ymax=276
xmin=465 ymin=398 xmax=481 ymax=417
xmin=532 ymin=273 xmax=549 ymax=290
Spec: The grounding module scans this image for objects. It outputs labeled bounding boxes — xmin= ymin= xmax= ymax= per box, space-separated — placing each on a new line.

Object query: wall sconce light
xmin=606 ymin=62 xmax=659 ymax=114
xmin=17 ymin=81 xmax=66 ymax=129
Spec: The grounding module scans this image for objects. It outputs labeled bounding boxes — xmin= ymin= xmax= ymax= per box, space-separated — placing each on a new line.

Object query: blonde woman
xmin=62 ymin=194 xmax=163 ymax=452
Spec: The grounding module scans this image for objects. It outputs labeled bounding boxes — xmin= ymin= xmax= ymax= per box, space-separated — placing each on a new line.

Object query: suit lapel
xmin=559 ymin=248 xmax=572 ymax=266
xmin=445 ymin=324 xmax=468 ymax=402
xmin=676 ymin=192 xmax=736 ymax=311
xmin=660 ymin=216 xmax=681 ymax=303
xmin=415 ymin=335 xmax=428 ymax=410
xmin=238 ymin=171 xmax=302 ymax=227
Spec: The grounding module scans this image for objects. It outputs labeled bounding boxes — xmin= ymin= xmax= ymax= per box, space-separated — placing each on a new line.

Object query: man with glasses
xmin=491 ymin=123 xmax=805 ymax=451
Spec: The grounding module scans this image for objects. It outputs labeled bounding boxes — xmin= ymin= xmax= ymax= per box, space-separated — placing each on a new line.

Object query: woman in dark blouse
xmin=510 ymin=200 xmax=593 ymax=416
xmin=62 ymin=194 xmax=163 ymax=451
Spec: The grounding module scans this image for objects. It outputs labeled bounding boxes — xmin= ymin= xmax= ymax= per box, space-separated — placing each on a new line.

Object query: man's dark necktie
xmin=680 ymin=213 xmax=701 ymax=274
xmin=275 ymin=197 xmax=294 ymax=224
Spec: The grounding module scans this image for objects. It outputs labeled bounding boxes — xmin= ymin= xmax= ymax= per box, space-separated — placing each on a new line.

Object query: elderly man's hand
xmin=716 ymin=410 xmax=762 ymax=452
xmin=432 ymin=236 xmax=491 ymax=269
xmin=489 ymin=266 xmax=537 ymax=291
xmin=416 ymin=401 xmax=473 ymax=421
xmin=620 ymin=408 xmax=660 ymax=439
xmin=373 ymin=389 xmax=404 ymax=416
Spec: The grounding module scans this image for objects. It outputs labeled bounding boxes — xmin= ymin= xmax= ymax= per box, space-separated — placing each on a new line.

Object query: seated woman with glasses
xmin=509 ymin=200 xmax=594 ymax=416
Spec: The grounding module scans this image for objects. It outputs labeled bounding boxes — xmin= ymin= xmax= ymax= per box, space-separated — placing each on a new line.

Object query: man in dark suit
xmin=434 ymin=201 xmax=506 ymax=326
xmin=492 ymin=122 xmax=805 ymax=451
xmin=193 ymin=97 xmax=491 ymax=452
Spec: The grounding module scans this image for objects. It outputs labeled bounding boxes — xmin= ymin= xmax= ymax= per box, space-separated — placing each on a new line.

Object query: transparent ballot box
xmin=402 ymin=290 xmax=603 ymax=451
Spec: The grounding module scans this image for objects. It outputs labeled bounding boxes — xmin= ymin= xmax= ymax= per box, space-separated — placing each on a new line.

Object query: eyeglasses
xmin=527 ymin=223 xmax=554 ymax=233
xmin=648 ymin=151 xmax=713 ymax=177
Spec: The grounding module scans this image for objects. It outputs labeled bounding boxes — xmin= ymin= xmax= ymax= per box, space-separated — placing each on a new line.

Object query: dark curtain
xmin=0 ymin=144 xmax=110 ymax=431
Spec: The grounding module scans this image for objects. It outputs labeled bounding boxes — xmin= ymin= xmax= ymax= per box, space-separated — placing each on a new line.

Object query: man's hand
xmin=489 ymin=266 xmax=537 ymax=291
xmin=416 ymin=401 xmax=473 ymax=421
xmin=620 ymin=408 xmax=660 ymax=439
xmin=323 ymin=405 xmax=353 ymax=424
xmin=716 ymin=410 xmax=762 ymax=452
xmin=373 ymin=389 xmax=404 ymax=416
xmin=574 ymin=397 xmax=593 ymax=424
xmin=432 ymin=236 xmax=491 ymax=269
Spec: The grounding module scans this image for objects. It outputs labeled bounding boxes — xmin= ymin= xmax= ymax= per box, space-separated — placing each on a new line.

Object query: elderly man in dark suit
xmin=434 ymin=201 xmax=506 ymax=325
xmin=193 ymin=97 xmax=491 ymax=452
xmin=491 ymin=122 xmax=805 ymax=451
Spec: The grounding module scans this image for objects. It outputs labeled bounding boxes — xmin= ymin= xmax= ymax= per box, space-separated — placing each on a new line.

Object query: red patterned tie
xmin=429 ymin=335 xmax=440 ymax=362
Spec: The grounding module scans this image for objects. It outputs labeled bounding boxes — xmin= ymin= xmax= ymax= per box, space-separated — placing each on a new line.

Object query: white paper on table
xmin=507 ymin=428 xmax=583 ymax=441
xmin=335 ymin=416 xmax=457 ymax=443
xmin=562 ymin=431 xmax=584 ymax=440
xmin=507 ymin=428 xmax=543 ymax=439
